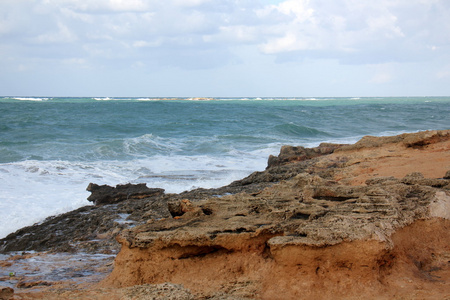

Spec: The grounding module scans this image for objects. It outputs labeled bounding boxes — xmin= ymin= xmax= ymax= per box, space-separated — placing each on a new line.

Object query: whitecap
xmin=93 ymin=97 xmax=112 ymax=101
xmin=136 ymin=98 xmax=156 ymax=101
xmin=12 ymin=97 xmax=50 ymax=101
xmin=122 ymin=134 xmax=183 ymax=157
xmin=0 ymin=150 xmax=270 ymax=238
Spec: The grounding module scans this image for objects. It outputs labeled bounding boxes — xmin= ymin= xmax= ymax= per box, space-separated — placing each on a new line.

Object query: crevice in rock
xmin=313 ymin=196 xmax=354 ymax=202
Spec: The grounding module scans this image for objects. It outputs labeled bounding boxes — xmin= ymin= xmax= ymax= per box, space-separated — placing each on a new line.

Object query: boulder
xmin=267 ymin=143 xmax=344 ymax=168
xmin=87 ymin=183 xmax=165 ymax=206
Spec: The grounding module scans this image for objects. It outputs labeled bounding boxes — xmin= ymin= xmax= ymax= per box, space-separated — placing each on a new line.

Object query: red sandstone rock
xmin=7 ymin=130 xmax=450 ymax=299
xmin=99 ymin=130 xmax=450 ymax=299
xmin=0 ymin=286 xmax=14 ymax=300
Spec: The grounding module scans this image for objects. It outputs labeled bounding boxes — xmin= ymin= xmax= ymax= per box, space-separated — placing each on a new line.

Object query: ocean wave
xmin=122 ymin=134 xmax=182 ymax=156
xmin=0 ymin=152 xmax=268 ymax=238
xmin=0 ymin=124 xmax=11 ymax=132
xmin=274 ymin=123 xmax=330 ymax=137
xmin=93 ymin=97 xmax=113 ymax=101
xmin=136 ymin=98 xmax=161 ymax=101
xmin=214 ymin=134 xmax=279 ymax=149
xmin=2 ymin=96 xmax=449 ymax=104
xmin=11 ymin=97 xmax=51 ymax=101
xmin=2 ymin=97 xmax=449 ymax=239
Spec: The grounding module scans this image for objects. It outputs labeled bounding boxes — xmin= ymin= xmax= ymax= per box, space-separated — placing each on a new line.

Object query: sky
xmin=1 ymin=0 xmax=450 ymax=97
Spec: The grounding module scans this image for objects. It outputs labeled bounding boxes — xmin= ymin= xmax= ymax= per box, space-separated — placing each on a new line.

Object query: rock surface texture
xmin=86 ymin=183 xmax=165 ymax=206
xmin=99 ymin=130 xmax=450 ymax=299
xmin=1 ymin=130 xmax=449 ymax=299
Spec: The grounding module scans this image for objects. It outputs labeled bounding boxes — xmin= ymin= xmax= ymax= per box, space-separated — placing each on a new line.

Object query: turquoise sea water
xmin=1 ymin=96 xmax=449 ymax=238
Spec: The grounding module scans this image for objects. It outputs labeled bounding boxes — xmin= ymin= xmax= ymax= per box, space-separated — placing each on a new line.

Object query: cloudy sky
xmin=1 ymin=0 xmax=450 ymax=97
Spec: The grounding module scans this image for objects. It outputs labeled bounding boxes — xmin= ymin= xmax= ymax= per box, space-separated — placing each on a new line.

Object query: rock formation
xmin=0 ymin=286 xmax=14 ymax=300
xmin=1 ymin=130 xmax=449 ymax=299
xmin=86 ymin=183 xmax=165 ymax=206
xmin=266 ymin=143 xmax=344 ymax=168
xmin=100 ymin=130 xmax=450 ymax=299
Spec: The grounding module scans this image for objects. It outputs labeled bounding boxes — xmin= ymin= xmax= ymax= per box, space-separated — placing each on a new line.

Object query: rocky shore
xmin=1 ymin=130 xmax=449 ymax=299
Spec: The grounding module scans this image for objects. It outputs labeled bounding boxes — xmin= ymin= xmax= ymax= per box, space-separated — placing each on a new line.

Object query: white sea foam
xmin=0 ymin=150 xmax=270 ymax=238
xmin=2 ymin=97 xmax=448 ymax=241
xmin=136 ymin=98 xmax=157 ymax=101
xmin=12 ymin=97 xmax=50 ymax=101
xmin=93 ymin=97 xmax=112 ymax=101
xmin=0 ymin=127 xmax=423 ymax=238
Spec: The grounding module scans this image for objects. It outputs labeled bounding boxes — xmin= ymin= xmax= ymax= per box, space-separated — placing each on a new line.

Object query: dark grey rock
xmin=87 ymin=183 xmax=165 ymax=206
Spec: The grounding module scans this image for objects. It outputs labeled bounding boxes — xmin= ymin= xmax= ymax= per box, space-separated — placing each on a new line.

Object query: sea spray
xmin=1 ymin=96 xmax=449 ymax=238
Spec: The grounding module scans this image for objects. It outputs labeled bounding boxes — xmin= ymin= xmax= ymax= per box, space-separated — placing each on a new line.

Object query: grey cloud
xmin=1 ymin=0 xmax=449 ymax=73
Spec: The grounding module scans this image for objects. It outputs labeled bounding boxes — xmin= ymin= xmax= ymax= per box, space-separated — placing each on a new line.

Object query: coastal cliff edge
xmin=1 ymin=130 xmax=449 ymax=299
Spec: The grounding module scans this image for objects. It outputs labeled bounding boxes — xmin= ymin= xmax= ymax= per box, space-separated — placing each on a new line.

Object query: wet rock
xmin=87 ymin=183 xmax=165 ymax=205
xmin=3 ymin=130 xmax=449 ymax=255
xmin=0 ymin=192 xmax=171 ymax=253
xmin=1 ymin=130 xmax=450 ymax=299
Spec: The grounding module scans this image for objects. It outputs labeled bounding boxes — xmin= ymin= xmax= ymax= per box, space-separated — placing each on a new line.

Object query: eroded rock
xmin=101 ymin=170 xmax=450 ymax=298
xmin=114 ymin=172 xmax=450 ymax=249
xmin=102 ymin=130 xmax=450 ymax=299
xmin=267 ymin=143 xmax=345 ymax=168
xmin=0 ymin=286 xmax=14 ymax=300
xmin=87 ymin=183 xmax=165 ymax=206
xmin=2 ymin=130 xmax=450 ymax=299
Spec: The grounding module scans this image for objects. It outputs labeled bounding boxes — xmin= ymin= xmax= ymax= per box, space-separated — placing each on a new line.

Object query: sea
xmin=1 ymin=96 xmax=449 ymax=238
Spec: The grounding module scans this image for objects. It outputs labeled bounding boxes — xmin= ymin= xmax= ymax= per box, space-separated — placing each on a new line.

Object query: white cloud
xmin=1 ymin=0 xmax=450 ymax=96
xmin=260 ymin=32 xmax=311 ymax=54
xmin=276 ymin=0 xmax=314 ymax=20
xmin=33 ymin=22 xmax=78 ymax=44
xmin=255 ymin=0 xmax=450 ymax=65
xmin=132 ymin=40 xmax=161 ymax=48
xmin=62 ymin=57 xmax=89 ymax=68
xmin=52 ymin=0 xmax=151 ymax=13
xmin=172 ymin=0 xmax=212 ymax=7
xmin=2 ymin=0 xmax=449 ymax=66
xmin=204 ymin=25 xmax=258 ymax=44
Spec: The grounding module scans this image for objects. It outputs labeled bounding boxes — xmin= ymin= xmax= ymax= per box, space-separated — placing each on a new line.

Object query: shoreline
xmin=2 ymin=96 xmax=449 ymax=240
xmin=1 ymin=129 xmax=449 ymax=299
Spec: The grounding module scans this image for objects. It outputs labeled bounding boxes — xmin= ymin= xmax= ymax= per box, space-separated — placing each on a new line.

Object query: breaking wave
xmin=274 ymin=123 xmax=331 ymax=137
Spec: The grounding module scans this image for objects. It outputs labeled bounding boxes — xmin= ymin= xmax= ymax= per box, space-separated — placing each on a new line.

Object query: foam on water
xmin=0 ymin=149 xmax=271 ymax=238
xmin=11 ymin=97 xmax=51 ymax=101
xmin=1 ymin=96 xmax=449 ymax=239
xmin=93 ymin=97 xmax=113 ymax=101
xmin=0 ymin=134 xmax=368 ymax=239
